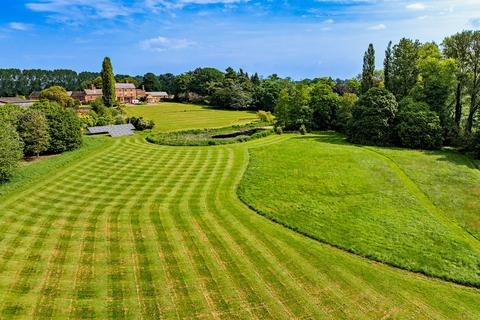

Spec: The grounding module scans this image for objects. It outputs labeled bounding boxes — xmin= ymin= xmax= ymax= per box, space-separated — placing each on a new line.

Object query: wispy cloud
xmin=406 ymin=3 xmax=426 ymax=11
xmin=25 ymin=0 xmax=133 ymax=23
xmin=140 ymin=36 xmax=196 ymax=52
xmin=368 ymin=23 xmax=386 ymax=30
xmin=9 ymin=22 xmax=32 ymax=31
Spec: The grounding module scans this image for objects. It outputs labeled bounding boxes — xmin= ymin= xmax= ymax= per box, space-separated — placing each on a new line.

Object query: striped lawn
xmin=0 ymin=135 xmax=478 ymax=319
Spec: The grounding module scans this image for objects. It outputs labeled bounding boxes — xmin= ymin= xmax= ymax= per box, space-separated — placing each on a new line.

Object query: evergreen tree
xmin=361 ymin=44 xmax=375 ymax=94
xmin=101 ymin=57 xmax=116 ymax=108
xmin=384 ymin=41 xmax=393 ymax=92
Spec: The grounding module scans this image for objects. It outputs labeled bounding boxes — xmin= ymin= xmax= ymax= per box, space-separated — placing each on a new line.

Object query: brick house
xmin=145 ymin=91 xmax=171 ymax=103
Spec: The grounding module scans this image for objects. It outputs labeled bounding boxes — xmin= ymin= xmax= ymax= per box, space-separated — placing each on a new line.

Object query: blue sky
xmin=1 ymin=0 xmax=480 ymax=79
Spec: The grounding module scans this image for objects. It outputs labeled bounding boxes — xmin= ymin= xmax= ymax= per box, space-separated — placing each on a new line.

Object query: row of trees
xmin=0 ymin=101 xmax=82 ymax=182
xmin=270 ymin=31 xmax=480 ymax=158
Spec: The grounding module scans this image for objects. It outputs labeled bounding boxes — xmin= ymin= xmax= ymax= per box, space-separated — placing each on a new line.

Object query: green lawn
xmin=238 ymin=132 xmax=480 ymax=288
xmin=0 ymin=131 xmax=478 ymax=318
xmin=125 ymin=102 xmax=258 ymax=132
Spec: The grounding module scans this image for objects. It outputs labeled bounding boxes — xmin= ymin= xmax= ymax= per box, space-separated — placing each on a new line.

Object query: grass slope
xmin=0 ymin=134 xmax=478 ymax=318
xmin=125 ymin=103 xmax=258 ymax=132
xmin=238 ymin=132 xmax=480 ymax=287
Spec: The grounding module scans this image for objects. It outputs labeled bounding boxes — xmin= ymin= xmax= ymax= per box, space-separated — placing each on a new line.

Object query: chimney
xmin=142 ymin=85 xmax=145 ymax=95
xmin=126 ymin=80 xmax=129 ymax=84
xmin=91 ymin=84 xmax=96 ymax=94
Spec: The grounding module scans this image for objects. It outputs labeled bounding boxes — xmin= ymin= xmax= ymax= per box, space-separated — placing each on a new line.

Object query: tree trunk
xmin=455 ymin=83 xmax=462 ymax=127
xmin=465 ymin=109 xmax=475 ymax=134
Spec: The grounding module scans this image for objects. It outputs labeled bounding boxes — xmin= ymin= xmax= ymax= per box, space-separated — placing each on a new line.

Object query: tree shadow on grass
xmin=293 ymin=131 xmax=480 ymax=171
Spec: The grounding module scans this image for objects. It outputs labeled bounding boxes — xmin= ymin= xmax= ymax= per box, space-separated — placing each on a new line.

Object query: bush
xmin=32 ymin=101 xmax=82 ymax=153
xmin=129 ymin=117 xmax=155 ymax=131
xmin=394 ymin=100 xmax=443 ymax=149
xmin=17 ymin=110 xmax=51 ymax=157
xmin=0 ymin=120 xmax=24 ymax=182
xmin=348 ymin=87 xmax=398 ymax=146
xmin=0 ymin=104 xmax=25 ymax=126
xmin=299 ymin=124 xmax=307 ymax=135
xmin=275 ymin=126 xmax=283 ymax=135
xmin=257 ymin=110 xmax=274 ymax=123
xmin=39 ymin=86 xmax=77 ymax=108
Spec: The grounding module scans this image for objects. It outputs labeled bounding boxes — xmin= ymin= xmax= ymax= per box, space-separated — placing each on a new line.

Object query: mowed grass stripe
xmin=173 ymin=148 xmax=241 ymax=318
xmin=147 ymin=148 xmax=204 ymax=318
xmin=158 ymin=149 xmax=217 ymax=318
xmin=210 ymin=147 xmax=325 ymax=318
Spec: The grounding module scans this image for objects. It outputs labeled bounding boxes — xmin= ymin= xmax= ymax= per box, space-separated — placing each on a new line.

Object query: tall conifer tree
xmin=361 ymin=44 xmax=375 ymax=94
xmin=384 ymin=41 xmax=393 ymax=92
xmin=101 ymin=57 xmax=116 ymax=107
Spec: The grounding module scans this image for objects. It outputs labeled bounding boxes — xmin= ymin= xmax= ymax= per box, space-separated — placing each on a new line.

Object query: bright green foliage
xmin=299 ymin=124 xmax=307 ymax=135
xmin=253 ymin=79 xmax=281 ymax=112
xmin=337 ymin=93 xmax=358 ymax=133
xmin=361 ymin=44 xmax=375 ymax=94
xmin=394 ymin=99 xmax=443 ymax=149
xmin=239 ymin=132 xmax=480 ymax=287
xmin=32 ymin=101 xmax=82 ymax=153
xmin=348 ymin=87 xmax=398 ymax=146
xmin=129 ymin=116 xmax=155 ymax=130
xmin=0 ymin=120 xmax=23 ymax=182
xmin=101 ymin=57 xmax=116 ymax=108
xmin=309 ymin=83 xmax=341 ymax=130
xmin=125 ymin=102 xmax=257 ymax=132
xmin=39 ymin=86 xmax=77 ymax=108
xmin=0 ymin=104 xmax=24 ymax=125
xmin=17 ymin=110 xmax=50 ymax=157
xmin=257 ymin=110 xmax=274 ymax=123
xmin=390 ymin=38 xmax=421 ymax=100
xmin=0 ymin=134 xmax=479 ymax=318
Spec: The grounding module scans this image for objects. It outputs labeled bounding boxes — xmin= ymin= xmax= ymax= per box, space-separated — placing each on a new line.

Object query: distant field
xmin=239 ymin=132 xmax=480 ymax=287
xmin=125 ymin=102 xmax=258 ymax=132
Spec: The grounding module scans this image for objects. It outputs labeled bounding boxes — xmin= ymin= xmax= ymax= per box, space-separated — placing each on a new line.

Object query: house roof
xmin=71 ymin=91 xmax=86 ymax=97
xmin=115 ymin=83 xmax=136 ymax=89
xmin=147 ymin=92 xmax=169 ymax=97
xmin=84 ymin=89 xmax=103 ymax=96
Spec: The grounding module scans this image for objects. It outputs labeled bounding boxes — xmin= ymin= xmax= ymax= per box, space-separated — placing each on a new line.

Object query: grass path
xmin=0 ymin=134 xmax=479 ymax=318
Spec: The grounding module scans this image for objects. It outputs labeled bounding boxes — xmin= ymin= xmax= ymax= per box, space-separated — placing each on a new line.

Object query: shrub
xmin=299 ymin=124 xmax=307 ymax=135
xmin=129 ymin=117 xmax=155 ymax=131
xmin=394 ymin=100 xmax=443 ymax=149
xmin=17 ymin=110 xmax=51 ymax=157
xmin=0 ymin=120 xmax=24 ymax=182
xmin=39 ymin=86 xmax=77 ymax=108
xmin=275 ymin=126 xmax=283 ymax=135
xmin=0 ymin=104 xmax=25 ymax=126
xmin=258 ymin=111 xmax=274 ymax=123
xmin=32 ymin=101 xmax=82 ymax=153
xmin=348 ymin=87 xmax=398 ymax=146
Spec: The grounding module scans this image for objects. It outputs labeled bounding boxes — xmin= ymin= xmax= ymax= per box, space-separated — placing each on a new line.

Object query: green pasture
xmin=238 ymin=132 xmax=480 ymax=287
xmin=0 ymin=128 xmax=478 ymax=318
xmin=125 ymin=103 xmax=258 ymax=132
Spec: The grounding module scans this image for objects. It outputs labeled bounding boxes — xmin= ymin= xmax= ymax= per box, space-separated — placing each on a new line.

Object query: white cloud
xmin=406 ymin=3 xmax=426 ymax=10
xmin=146 ymin=0 xmax=249 ymax=10
xmin=26 ymin=0 xmax=132 ymax=21
xmin=324 ymin=19 xmax=334 ymax=24
xmin=368 ymin=23 xmax=386 ymax=30
xmin=9 ymin=22 xmax=32 ymax=31
xmin=140 ymin=36 xmax=196 ymax=52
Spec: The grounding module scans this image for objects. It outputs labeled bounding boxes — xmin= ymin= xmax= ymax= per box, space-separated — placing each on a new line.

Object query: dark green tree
xmin=32 ymin=101 xmax=82 ymax=153
xmin=348 ymin=87 xmax=398 ymax=146
xmin=142 ymin=73 xmax=161 ymax=92
xmin=384 ymin=41 xmax=393 ymax=92
xmin=309 ymin=83 xmax=341 ymax=130
xmin=101 ymin=57 xmax=116 ymax=107
xmin=361 ymin=44 xmax=375 ymax=94
xmin=394 ymin=99 xmax=443 ymax=149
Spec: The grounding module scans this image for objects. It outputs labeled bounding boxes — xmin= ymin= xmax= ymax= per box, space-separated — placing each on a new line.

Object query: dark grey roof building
xmin=87 ymin=124 xmax=136 ymax=137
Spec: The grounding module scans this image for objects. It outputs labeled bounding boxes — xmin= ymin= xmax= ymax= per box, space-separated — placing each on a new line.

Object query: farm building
xmin=145 ymin=91 xmax=171 ymax=103
xmin=0 ymin=97 xmax=37 ymax=107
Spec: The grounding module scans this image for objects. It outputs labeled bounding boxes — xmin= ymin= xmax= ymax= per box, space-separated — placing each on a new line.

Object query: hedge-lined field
xmin=238 ymin=132 xmax=480 ymax=287
xmin=125 ymin=103 xmax=258 ymax=132
xmin=0 ymin=134 xmax=479 ymax=318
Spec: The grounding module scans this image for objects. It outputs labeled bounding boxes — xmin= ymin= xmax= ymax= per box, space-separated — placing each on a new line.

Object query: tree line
xmin=273 ymin=31 xmax=480 ymax=158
